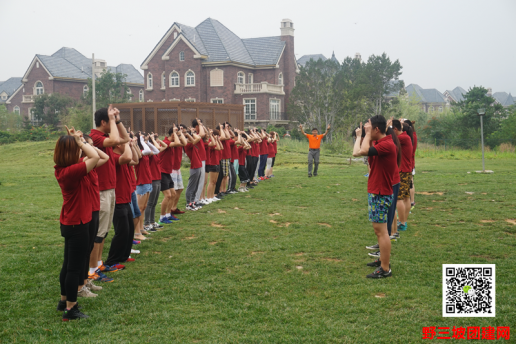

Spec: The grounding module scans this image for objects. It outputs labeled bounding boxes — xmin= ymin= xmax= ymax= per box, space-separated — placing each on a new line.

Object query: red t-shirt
xmin=260 ymin=139 xmax=268 ymax=156
xmin=256 ymin=141 xmax=261 ymax=156
xmin=55 ymin=162 xmax=92 ymax=225
xmin=229 ymin=139 xmax=238 ymax=163
xmin=368 ymin=135 xmax=397 ymax=196
xmin=204 ymin=140 xmax=211 ymax=165
xmin=135 ymin=155 xmax=152 ymax=185
xmin=268 ymin=142 xmax=275 ymax=158
xmin=149 ymin=155 xmax=161 ymax=181
xmin=158 ymin=137 xmax=174 ymax=174
xmin=184 ymin=142 xmax=202 ymax=169
xmin=221 ymin=139 xmax=231 ymax=160
xmin=86 ymin=166 xmax=100 ymax=212
xmin=412 ymin=132 xmax=418 ymax=170
xmin=89 ymin=129 xmax=116 ymax=191
xmin=251 ymin=142 xmax=258 ymax=157
xmin=386 ymin=137 xmax=401 ymax=185
xmin=207 ymin=145 xmax=218 ymax=166
xmin=113 ymin=152 xmax=133 ymax=204
xmin=273 ymin=141 xmax=277 ymax=154
xmin=172 ymin=146 xmax=183 ymax=170
xmin=196 ymin=139 xmax=206 ymax=162
xmin=238 ymin=146 xmax=248 ymax=166
xmin=129 ymin=165 xmax=136 ymax=192
xmin=398 ymin=132 xmax=414 ymax=173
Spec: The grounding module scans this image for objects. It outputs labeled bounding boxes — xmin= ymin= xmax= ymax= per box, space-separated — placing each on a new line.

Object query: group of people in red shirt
xmin=353 ymin=114 xmax=417 ymax=279
xmin=53 ymin=105 xmax=279 ymax=321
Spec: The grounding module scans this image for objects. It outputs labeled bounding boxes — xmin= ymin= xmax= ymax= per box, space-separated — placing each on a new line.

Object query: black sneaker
xmin=308 ymin=174 xmax=312 ymax=178
xmin=393 ymin=232 xmax=400 ymax=238
xmin=247 ymin=185 xmax=255 ymax=189
xmin=152 ymin=222 xmax=164 ymax=229
xmin=57 ymin=300 xmax=81 ymax=312
xmin=366 ymin=266 xmax=392 ymax=279
xmin=367 ymin=259 xmax=382 ymax=267
xmin=366 ymin=243 xmax=379 ymax=250
xmin=368 ymin=250 xmax=380 ymax=258
xmin=216 ymin=193 xmax=225 ymax=199
xmin=62 ymin=304 xmax=89 ymax=321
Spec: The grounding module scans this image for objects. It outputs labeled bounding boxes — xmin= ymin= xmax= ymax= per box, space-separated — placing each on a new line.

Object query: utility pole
xmin=92 ymin=53 xmax=96 ymax=129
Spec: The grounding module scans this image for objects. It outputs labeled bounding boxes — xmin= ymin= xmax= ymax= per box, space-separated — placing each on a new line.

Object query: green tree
xmin=32 ymin=93 xmax=75 ymax=129
xmin=61 ymin=103 xmax=94 ymax=133
xmin=488 ymin=105 xmax=516 ymax=146
xmin=0 ymin=105 xmax=23 ymax=132
xmin=84 ymin=69 xmax=132 ymax=108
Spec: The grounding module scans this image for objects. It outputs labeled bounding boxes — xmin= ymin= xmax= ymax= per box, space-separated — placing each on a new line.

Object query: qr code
xmin=442 ymin=264 xmax=495 ymax=317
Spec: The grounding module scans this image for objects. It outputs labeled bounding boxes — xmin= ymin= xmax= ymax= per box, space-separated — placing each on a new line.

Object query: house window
xmin=248 ymin=73 xmax=253 ymax=84
xmin=237 ymin=72 xmax=245 ymax=84
xmin=169 ymin=98 xmax=180 ymax=102
xmin=35 ymin=81 xmax=44 ymax=95
xmin=174 ymin=32 xmax=178 ymax=39
xmin=161 ymin=72 xmax=166 ymax=89
xmin=127 ymin=88 xmax=133 ymax=100
xmin=278 ymin=73 xmax=283 ymax=85
xmin=211 ymin=98 xmax=224 ymax=104
xmin=83 ymin=85 xmax=89 ymax=97
xmin=36 ymin=62 xmax=39 ymax=68
xmin=185 ymin=98 xmax=195 ymax=102
xmin=170 ymin=71 xmax=179 ymax=87
xmin=179 ymin=51 xmax=185 ymax=61
xmin=210 ymin=68 xmax=223 ymax=87
xmin=186 ymin=71 xmax=195 ymax=86
xmin=429 ymin=106 xmax=434 ymax=112
xmin=147 ymin=73 xmax=153 ymax=89
xmin=244 ymin=99 xmax=256 ymax=120
xmin=438 ymin=106 xmax=443 ymax=112
xmin=139 ymin=89 xmax=144 ymax=102
xmin=1 ymin=94 xmax=6 ymax=100
xmin=270 ymin=99 xmax=281 ymax=120
xmin=14 ymin=106 xmax=20 ymax=114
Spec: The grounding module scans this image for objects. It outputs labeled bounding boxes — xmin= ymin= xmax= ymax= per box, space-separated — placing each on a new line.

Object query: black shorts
xmin=271 ymin=157 xmax=275 ymax=167
xmin=160 ymin=172 xmax=174 ymax=191
xmin=206 ymin=165 xmax=220 ymax=173
xmin=238 ymin=165 xmax=250 ymax=183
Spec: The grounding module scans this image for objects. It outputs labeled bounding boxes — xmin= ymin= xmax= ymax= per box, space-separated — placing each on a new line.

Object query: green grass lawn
xmin=0 ymin=140 xmax=515 ymax=343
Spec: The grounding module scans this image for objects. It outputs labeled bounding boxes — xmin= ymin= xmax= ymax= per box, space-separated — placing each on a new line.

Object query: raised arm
xmin=299 ymin=125 xmax=307 ymax=137
xmin=321 ymin=124 xmax=331 ymax=138
xmin=140 ymin=135 xmax=152 ymax=156
xmin=68 ymin=128 xmax=99 ymax=172
xmin=352 ymin=122 xmax=372 ymax=157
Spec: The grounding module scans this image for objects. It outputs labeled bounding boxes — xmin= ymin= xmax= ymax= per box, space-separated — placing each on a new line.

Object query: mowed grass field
xmin=0 ymin=140 xmax=515 ymax=343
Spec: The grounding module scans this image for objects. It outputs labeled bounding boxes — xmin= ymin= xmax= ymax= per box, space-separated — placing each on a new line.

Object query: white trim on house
xmin=139 ymin=89 xmax=144 ymax=102
xmin=185 ymin=98 xmax=196 ymax=102
xmin=146 ymin=73 xmax=153 ymax=90
xmin=185 ymin=70 xmax=195 ymax=87
xmin=210 ymin=98 xmax=224 ymax=104
xmin=210 ymin=68 xmax=224 ymax=87
xmin=161 ymin=34 xmax=206 ymax=62
xmin=140 ymin=24 xmax=182 ymax=70
xmin=237 ymin=71 xmax=245 ymax=84
xmin=34 ymin=80 xmax=44 ymax=95
xmin=161 ymin=72 xmax=166 ymax=90
xmin=169 ymin=71 xmax=180 ymax=87
xmin=5 ymin=83 xmax=23 ymax=104
xmin=275 ymin=45 xmax=286 ymax=69
xmin=243 ymin=98 xmax=257 ymax=120
xmin=13 ymin=106 xmax=20 ymax=114
xmin=22 ymin=56 xmax=53 ymax=82
xmin=169 ymin=98 xmax=180 ymax=101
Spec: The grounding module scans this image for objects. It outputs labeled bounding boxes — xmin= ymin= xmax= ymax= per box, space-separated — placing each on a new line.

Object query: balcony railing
xmin=235 ymin=82 xmax=285 ymax=95
xmin=22 ymin=95 xmax=35 ymax=103
xmin=269 ymin=111 xmax=288 ymax=121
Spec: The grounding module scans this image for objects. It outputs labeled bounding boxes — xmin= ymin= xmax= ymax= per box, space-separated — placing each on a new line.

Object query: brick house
xmin=5 ymin=47 xmax=143 ymax=123
xmin=140 ymin=18 xmax=298 ymax=127
xmin=0 ymin=78 xmax=23 ymax=113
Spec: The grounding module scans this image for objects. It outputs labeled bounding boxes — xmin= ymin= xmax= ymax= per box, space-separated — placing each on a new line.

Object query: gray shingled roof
xmin=444 ymin=86 xmax=466 ymax=102
xmin=406 ymin=84 xmax=446 ymax=103
xmin=170 ymin=19 xmax=285 ymax=66
xmin=297 ymin=54 xmax=327 ymax=67
xmin=0 ymin=77 xmax=23 ymax=103
xmin=36 ymin=47 xmax=143 ymax=84
xmin=492 ymin=92 xmax=515 ymax=107
xmin=330 ymin=51 xmax=339 ymax=65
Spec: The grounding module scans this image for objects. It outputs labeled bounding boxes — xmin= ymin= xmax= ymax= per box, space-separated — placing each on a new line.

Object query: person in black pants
xmin=54 ymin=127 xmax=100 ymax=321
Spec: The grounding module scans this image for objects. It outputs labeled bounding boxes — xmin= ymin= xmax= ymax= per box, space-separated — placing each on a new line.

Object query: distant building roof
xmin=0 ymin=77 xmax=23 ymax=103
xmin=144 ymin=18 xmax=286 ymax=68
xmin=492 ymin=92 xmax=515 ymax=107
xmin=32 ymin=47 xmax=143 ymax=84
xmin=444 ymin=86 xmax=467 ymax=103
xmin=297 ymin=54 xmax=327 ymax=67
xmin=406 ymin=84 xmax=446 ymax=103
xmin=386 ymin=80 xmax=404 ymax=97
xmin=330 ymin=51 xmax=339 ymax=65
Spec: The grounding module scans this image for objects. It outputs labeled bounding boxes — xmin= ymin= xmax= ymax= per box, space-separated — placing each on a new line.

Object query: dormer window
xmin=179 ymin=51 xmax=185 ymax=61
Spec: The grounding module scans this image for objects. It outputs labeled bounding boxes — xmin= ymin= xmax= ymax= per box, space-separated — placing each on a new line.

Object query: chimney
xmin=280 ymin=19 xmax=294 ymax=36
xmin=355 ymin=52 xmax=362 ymax=61
xmin=487 ymin=87 xmax=492 ymax=96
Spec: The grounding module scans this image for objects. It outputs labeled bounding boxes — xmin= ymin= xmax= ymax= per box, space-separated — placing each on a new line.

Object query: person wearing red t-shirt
xmin=183 ymin=129 xmax=203 ymax=210
xmin=204 ymin=129 xmax=222 ymax=202
xmin=54 ymin=129 xmax=99 ymax=320
xmin=134 ymin=133 xmax=155 ymax=239
xmin=247 ymin=129 xmax=261 ymax=185
xmin=404 ymin=120 xmax=417 ymax=207
xmin=214 ymin=123 xmax=231 ymax=197
xmin=353 ymin=116 xmax=397 ymax=279
xmin=392 ymin=120 xmax=414 ymax=232
xmin=89 ymin=105 xmax=130 ymax=282
xmin=170 ymin=126 xmax=188 ymax=214
xmin=144 ymin=134 xmax=167 ymax=230
xmin=192 ymin=118 xmax=207 ymax=205
xmin=157 ymin=126 xmax=182 ymax=224
xmin=105 ymin=141 xmax=138 ymax=268
xmin=265 ymin=132 xmax=279 ymax=178
xmin=257 ymin=129 xmax=271 ymax=179
xmin=227 ymin=125 xmax=239 ymax=193
xmin=236 ymin=131 xmax=252 ymax=192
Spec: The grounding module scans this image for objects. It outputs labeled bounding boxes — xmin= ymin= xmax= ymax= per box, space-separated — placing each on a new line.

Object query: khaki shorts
xmin=398 ymin=172 xmax=412 ymax=200
xmin=97 ymin=189 xmax=115 ymax=240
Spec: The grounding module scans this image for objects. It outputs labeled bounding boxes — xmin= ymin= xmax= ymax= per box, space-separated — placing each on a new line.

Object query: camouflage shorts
xmin=398 ymin=172 xmax=412 ymax=200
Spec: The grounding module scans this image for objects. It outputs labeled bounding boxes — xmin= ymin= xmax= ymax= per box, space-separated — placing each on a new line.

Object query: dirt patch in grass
xmin=480 ymin=220 xmax=496 ymax=223
xmin=465 ymin=192 xmax=474 ymax=195
xmin=278 ymin=222 xmax=292 ymax=228
xmin=211 ymin=222 xmax=224 ymax=228
xmin=417 ymin=192 xmax=444 ymax=196
xmin=234 ymin=207 xmax=241 ymax=210
xmin=182 ymin=235 xmax=196 ymax=241
xmin=318 ymin=223 xmax=332 ymax=227
xmin=269 ymin=213 xmax=281 ymax=216
xmin=375 ymin=293 xmax=386 ymax=298
xmin=209 ymin=241 xmax=218 ymax=245
xmin=251 ymin=251 xmax=264 ymax=255
xmin=160 ymin=238 xmax=169 ymax=242
xmin=294 ymin=252 xmax=305 ymax=256
xmin=296 ymin=266 xmax=303 ymax=270
xmin=506 ymin=219 xmax=516 ymax=225
xmin=217 ymin=209 xmax=226 ymax=214
xmin=481 ymin=193 xmax=487 ymax=195
xmin=270 ymin=220 xmax=278 ymax=224
xmin=432 ymin=200 xmax=445 ymax=203
xmin=352 ymin=199 xmax=359 ymax=202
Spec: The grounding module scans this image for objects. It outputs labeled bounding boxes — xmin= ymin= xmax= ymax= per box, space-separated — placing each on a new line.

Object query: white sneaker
xmin=78 ymin=286 xmax=97 ymax=298
xmin=186 ymin=204 xmax=198 ymax=211
xmin=210 ymin=197 xmax=219 ymax=202
xmin=131 ymin=249 xmax=140 ymax=254
xmin=86 ymin=280 xmax=102 ymax=291
xmin=238 ymin=187 xmax=246 ymax=193
xmin=204 ymin=198 xmax=212 ymax=204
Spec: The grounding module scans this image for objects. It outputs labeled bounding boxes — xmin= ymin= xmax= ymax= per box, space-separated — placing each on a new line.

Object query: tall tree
xmin=84 ymin=69 xmax=132 ymax=108
xmin=32 ymin=93 xmax=75 ymax=129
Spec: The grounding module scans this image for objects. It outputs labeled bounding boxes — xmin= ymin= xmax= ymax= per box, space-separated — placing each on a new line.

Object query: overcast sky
xmin=1 ymin=0 xmax=515 ymax=94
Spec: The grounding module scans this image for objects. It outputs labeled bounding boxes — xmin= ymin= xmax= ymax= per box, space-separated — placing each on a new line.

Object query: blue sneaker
xmin=364 ymin=173 xmax=369 ymax=177
xmin=158 ymin=218 xmax=172 ymax=225
xmin=166 ymin=215 xmax=180 ymax=221
xmin=398 ymin=223 xmax=408 ymax=231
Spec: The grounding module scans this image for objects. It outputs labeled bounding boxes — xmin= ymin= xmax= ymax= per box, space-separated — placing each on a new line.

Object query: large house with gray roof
xmin=0 ymin=78 xmax=23 ymax=112
xmin=5 ymin=47 xmax=143 ymax=123
xmin=491 ymin=91 xmax=515 ymax=107
xmin=406 ymin=84 xmax=448 ymax=113
xmin=141 ymin=18 xmax=297 ymax=126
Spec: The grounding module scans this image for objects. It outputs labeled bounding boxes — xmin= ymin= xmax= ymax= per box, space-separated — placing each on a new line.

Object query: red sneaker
xmin=172 ymin=208 xmax=185 ymax=214
xmin=112 ymin=264 xmax=126 ymax=270
xmin=124 ymin=258 xmax=136 ymax=262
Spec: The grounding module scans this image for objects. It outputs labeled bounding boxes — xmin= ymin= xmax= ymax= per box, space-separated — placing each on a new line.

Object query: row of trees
xmin=288 ymin=53 xmax=403 ymax=142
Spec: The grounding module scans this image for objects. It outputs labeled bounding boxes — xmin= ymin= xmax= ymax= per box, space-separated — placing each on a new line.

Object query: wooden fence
xmin=114 ymin=101 xmax=244 ymax=135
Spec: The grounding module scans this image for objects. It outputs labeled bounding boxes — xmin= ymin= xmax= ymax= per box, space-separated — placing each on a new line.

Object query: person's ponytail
xmin=402 ymin=123 xmax=414 ymax=145
xmin=386 ymin=127 xmax=402 ymax=168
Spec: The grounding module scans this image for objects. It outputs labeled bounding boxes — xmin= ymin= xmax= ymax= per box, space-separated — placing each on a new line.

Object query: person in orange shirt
xmin=299 ymin=124 xmax=330 ymax=177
